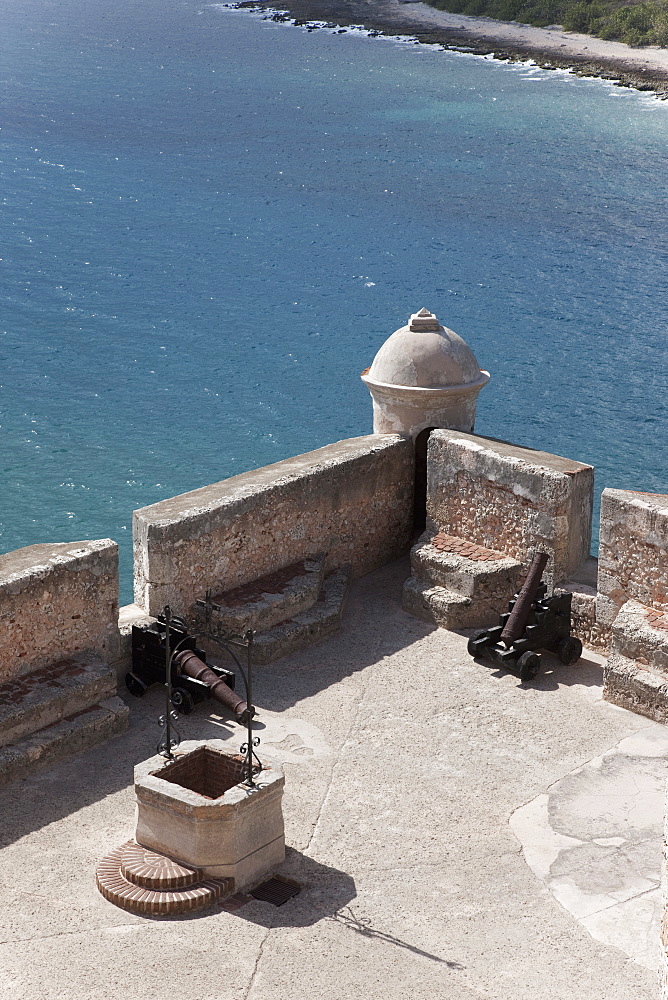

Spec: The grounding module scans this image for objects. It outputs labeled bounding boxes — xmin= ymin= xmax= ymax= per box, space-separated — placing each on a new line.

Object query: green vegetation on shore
xmin=426 ymin=0 xmax=668 ymax=46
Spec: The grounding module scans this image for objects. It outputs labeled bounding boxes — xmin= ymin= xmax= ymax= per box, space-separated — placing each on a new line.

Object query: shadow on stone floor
xmin=126 ymin=847 xmax=357 ymax=927
xmin=469 ymin=652 xmax=604 ymax=692
xmin=325 ymin=906 xmax=465 ymax=967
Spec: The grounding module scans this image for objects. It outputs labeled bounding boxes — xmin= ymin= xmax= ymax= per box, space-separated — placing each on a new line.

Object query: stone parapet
xmin=426 ymin=430 xmax=594 ymax=586
xmin=597 ymin=489 xmax=668 ymax=627
xmin=133 ymin=434 xmax=413 ymax=616
xmin=0 ymin=539 xmax=119 ymax=685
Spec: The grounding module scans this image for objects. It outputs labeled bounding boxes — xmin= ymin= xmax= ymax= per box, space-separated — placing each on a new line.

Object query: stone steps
xmin=0 ymin=653 xmax=118 ymax=748
xmin=96 ymin=841 xmax=233 ymax=916
xmin=253 ymin=566 xmax=350 ymax=665
xmin=604 ymin=600 xmax=668 ymax=723
xmin=208 ymin=555 xmax=325 ymax=634
xmin=402 ymin=577 xmax=479 ymax=630
xmin=403 ymin=531 xmax=521 ymax=629
xmin=0 ymin=696 xmax=129 ymax=788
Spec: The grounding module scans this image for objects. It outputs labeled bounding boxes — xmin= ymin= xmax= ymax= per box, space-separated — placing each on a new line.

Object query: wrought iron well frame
xmin=157 ymin=592 xmax=261 ymax=787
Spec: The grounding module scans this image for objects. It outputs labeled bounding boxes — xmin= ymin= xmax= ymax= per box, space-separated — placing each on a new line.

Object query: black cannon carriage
xmin=126 ymin=614 xmax=251 ymax=722
xmin=467 ymin=552 xmax=583 ymax=682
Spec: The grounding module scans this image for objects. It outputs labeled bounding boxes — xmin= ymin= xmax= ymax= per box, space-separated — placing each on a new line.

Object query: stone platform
xmin=0 ymin=559 xmax=661 ymax=1000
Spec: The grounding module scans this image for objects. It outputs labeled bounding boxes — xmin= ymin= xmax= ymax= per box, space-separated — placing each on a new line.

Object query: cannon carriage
xmin=467 ymin=552 xmax=582 ymax=682
xmin=126 ymin=614 xmax=251 ymax=722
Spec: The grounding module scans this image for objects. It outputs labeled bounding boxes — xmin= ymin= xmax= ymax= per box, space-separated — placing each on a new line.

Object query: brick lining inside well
xmin=155 ymin=747 xmax=246 ymax=799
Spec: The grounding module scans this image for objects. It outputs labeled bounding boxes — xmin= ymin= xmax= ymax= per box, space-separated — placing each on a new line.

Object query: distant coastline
xmin=237 ymin=0 xmax=668 ymax=96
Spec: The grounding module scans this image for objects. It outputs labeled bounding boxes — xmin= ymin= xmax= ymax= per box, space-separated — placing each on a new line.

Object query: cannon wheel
xmin=556 ymin=636 xmax=583 ymax=666
xmin=467 ymin=629 xmax=492 ymax=657
xmin=125 ymin=672 xmax=148 ymax=698
xmin=517 ymin=651 xmax=541 ymax=682
xmin=171 ymin=687 xmax=195 ymax=714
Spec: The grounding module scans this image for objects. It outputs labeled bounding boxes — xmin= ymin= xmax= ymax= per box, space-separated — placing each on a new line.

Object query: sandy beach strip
xmin=243 ymin=0 xmax=668 ymax=93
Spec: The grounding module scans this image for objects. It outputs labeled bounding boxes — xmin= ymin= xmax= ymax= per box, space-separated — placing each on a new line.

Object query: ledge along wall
xmin=133 ymin=434 xmax=415 ymax=618
xmin=0 ymin=540 xmax=119 ymax=685
xmin=425 ymin=429 xmax=594 ymax=587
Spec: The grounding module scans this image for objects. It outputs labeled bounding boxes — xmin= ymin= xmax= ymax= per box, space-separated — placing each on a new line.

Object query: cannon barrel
xmin=500 ymin=551 xmax=549 ymax=646
xmin=174 ymin=649 xmax=253 ymax=724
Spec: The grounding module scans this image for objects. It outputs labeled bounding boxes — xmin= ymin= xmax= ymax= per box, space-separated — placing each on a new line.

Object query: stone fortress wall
xmin=2 ymin=428 xmax=664 ymax=686
xmin=1 ymin=304 xmax=666 ymax=982
xmin=132 ymin=434 xmax=414 ymax=617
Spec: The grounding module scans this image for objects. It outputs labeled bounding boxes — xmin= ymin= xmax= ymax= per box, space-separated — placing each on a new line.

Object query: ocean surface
xmin=2 ymin=0 xmax=666 ymax=602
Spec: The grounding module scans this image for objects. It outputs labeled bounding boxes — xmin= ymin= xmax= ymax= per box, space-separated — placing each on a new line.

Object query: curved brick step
xmin=96 ymin=843 xmax=233 ymax=915
xmin=119 ymin=841 xmax=203 ymax=890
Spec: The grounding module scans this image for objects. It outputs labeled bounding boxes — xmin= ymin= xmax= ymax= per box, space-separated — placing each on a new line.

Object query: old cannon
xmin=467 ymin=551 xmax=583 ymax=682
xmin=126 ymin=614 xmax=252 ymax=722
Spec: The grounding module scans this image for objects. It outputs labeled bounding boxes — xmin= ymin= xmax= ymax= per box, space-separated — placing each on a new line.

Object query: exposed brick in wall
xmin=597 ymin=489 xmax=668 ymax=627
xmin=133 ymin=435 xmax=414 ymax=617
xmin=0 ymin=540 xmax=119 ymax=685
xmin=426 ymin=430 xmax=594 ymax=586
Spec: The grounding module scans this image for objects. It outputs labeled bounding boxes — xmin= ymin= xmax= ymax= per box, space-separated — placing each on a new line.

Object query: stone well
xmin=134 ymin=740 xmax=285 ymax=885
xmin=97 ymin=739 xmax=285 ymax=915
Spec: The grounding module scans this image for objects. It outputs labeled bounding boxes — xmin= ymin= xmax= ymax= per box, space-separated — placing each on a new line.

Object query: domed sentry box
xmin=96 ymin=740 xmax=285 ymax=916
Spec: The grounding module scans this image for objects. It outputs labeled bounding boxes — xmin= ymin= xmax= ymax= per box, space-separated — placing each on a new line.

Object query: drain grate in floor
xmin=250 ymin=876 xmax=301 ymax=906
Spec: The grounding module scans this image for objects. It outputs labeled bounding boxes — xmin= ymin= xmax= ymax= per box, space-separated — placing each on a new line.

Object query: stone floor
xmin=0 ymin=559 xmax=663 ymax=1000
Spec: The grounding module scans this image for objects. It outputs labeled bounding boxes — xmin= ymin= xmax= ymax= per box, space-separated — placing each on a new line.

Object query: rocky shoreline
xmin=234 ymin=0 xmax=668 ymax=97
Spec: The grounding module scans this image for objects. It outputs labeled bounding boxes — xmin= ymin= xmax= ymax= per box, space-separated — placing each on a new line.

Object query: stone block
xmin=597 ymin=489 xmax=668 ymax=627
xmin=252 ymin=565 xmax=350 ymax=665
xmin=133 ymin=435 xmax=413 ymax=616
xmin=208 ymin=555 xmax=325 ymax=633
xmin=402 ymin=576 xmax=481 ymax=629
xmin=0 ymin=539 xmax=119 ymax=685
xmin=0 ymin=653 xmax=117 ymax=748
xmin=604 ymin=601 xmax=668 ymax=723
xmin=426 ymin=430 xmax=593 ymax=586
xmin=0 ymin=696 xmax=129 ymax=788
xmin=134 ymin=740 xmax=285 ymax=889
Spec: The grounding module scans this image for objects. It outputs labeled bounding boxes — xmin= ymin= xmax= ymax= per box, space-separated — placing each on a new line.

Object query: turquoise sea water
xmin=1 ymin=0 xmax=666 ymax=602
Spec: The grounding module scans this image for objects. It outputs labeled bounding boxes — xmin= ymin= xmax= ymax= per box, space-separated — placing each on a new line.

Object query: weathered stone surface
xmin=411 ymin=531 xmax=521 ymax=598
xmin=252 ymin=565 xmax=350 ymax=665
xmin=209 ymin=555 xmax=325 ymax=633
xmin=0 ymin=539 xmax=119 ymax=685
xmin=597 ymin=489 xmax=668 ymax=627
xmin=0 ymin=695 xmax=128 ymax=788
xmin=0 ymin=653 xmax=117 ymax=748
xmin=426 ymin=430 xmax=594 ymax=585
xmin=133 ymin=435 xmax=413 ymax=616
xmin=402 ymin=576 xmax=478 ymax=629
xmin=134 ymin=740 xmax=285 ymax=888
xmin=404 ymin=530 xmax=521 ymax=629
xmin=604 ymin=601 xmax=668 ymax=723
